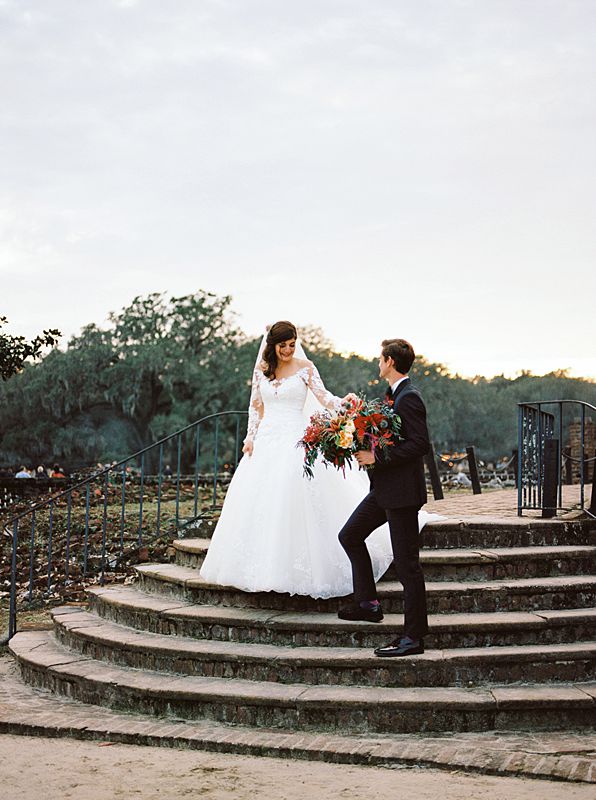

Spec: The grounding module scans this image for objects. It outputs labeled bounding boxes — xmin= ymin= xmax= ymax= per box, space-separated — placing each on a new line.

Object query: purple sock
xmin=359 ymin=600 xmax=380 ymax=610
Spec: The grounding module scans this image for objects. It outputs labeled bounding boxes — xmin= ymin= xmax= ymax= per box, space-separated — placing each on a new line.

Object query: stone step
xmin=180 ymin=517 xmax=596 ymax=550
xmin=10 ymin=630 xmax=596 ymax=734
xmin=420 ymin=518 xmax=595 ymax=549
xmin=134 ymin=563 xmax=596 ymax=614
xmin=88 ymin=586 xmax=596 ymax=650
xmin=52 ymin=608 xmax=596 ymax=688
xmin=173 ymin=539 xmax=596 ymax=582
xmin=2 ymin=655 xmax=596 ymax=782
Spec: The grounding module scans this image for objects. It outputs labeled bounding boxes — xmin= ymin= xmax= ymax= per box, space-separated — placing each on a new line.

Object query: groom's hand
xmin=355 ymin=450 xmax=375 ymax=466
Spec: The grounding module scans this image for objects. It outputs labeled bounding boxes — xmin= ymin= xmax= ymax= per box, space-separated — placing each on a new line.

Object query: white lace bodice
xmin=201 ymin=355 xmax=441 ymax=599
xmin=245 ymin=362 xmax=342 ymax=442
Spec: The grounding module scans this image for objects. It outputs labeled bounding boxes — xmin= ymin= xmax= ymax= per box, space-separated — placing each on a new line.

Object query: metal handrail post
xmin=9 ymin=520 xmax=18 ymax=639
xmin=589 ymin=450 xmax=596 ymax=517
xmin=580 ymin=405 xmax=586 ymax=509
xmin=557 ymin=401 xmax=563 ymax=508
xmin=517 ymin=405 xmax=523 ymax=516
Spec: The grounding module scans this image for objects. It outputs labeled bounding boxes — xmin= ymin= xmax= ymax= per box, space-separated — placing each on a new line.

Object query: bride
xmin=199 ymin=320 xmax=436 ymax=598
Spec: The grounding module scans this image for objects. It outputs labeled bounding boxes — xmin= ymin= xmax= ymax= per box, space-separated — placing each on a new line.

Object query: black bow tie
xmin=385 ymin=388 xmax=395 ymax=401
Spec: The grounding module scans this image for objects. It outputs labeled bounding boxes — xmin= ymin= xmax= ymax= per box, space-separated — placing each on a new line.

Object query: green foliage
xmin=298 ymin=329 xmax=596 ymax=458
xmin=0 ymin=296 xmax=594 ymax=465
xmin=0 ymin=291 xmax=253 ymax=464
xmin=0 ymin=317 xmax=61 ymax=380
xmin=300 ymin=325 xmax=382 ymax=400
xmin=409 ymin=363 xmax=596 ymax=458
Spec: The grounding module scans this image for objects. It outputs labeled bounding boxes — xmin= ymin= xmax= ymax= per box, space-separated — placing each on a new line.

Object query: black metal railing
xmin=2 ymin=410 xmax=247 ymax=639
xmin=517 ymin=400 xmax=595 ymax=517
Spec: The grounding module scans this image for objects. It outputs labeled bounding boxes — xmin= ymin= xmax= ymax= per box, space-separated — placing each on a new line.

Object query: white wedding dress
xmin=200 ymin=361 xmax=437 ymax=598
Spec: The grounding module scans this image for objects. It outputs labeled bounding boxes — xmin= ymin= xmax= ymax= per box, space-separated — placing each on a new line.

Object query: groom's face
xmin=378 ymin=354 xmax=392 ymax=381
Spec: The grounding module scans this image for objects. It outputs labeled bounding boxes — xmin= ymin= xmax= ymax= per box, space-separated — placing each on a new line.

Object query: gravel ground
xmin=1 ymin=734 xmax=595 ymax=800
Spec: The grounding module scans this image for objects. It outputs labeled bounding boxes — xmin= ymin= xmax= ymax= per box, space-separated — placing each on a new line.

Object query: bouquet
xmin=298 ymin=396 xmax=402 ymax=479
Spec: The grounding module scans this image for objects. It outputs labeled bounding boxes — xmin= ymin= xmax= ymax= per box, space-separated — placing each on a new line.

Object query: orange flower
xmin=338 ymin=430 xmax=354 ymax=448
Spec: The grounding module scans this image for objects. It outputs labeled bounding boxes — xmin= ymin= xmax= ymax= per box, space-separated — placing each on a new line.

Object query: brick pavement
xmin=0 ymin=655 xmax=594 ymax=783
xmin=424 ymin=485 xmax=592 ymax=518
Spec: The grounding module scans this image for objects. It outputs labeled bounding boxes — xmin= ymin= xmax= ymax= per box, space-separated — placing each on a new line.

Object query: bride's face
xmin=275 ymin=338 xmax=297 ymax=363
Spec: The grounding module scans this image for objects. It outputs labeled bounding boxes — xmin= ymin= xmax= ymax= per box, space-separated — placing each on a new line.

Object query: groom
xmin=338 ymin=338 xmax=430 ymax=657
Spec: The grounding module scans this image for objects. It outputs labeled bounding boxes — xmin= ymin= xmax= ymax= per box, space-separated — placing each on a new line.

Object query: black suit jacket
xmin=368 ymin=378 xmax=430 ymax=509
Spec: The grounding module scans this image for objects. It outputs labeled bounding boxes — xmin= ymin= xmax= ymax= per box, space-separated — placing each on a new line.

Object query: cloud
xmin=1 ymin=1 xmax=595 ymax=377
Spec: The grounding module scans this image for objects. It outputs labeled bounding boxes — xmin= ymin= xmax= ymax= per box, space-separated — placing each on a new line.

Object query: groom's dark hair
xmin=381 ymin=339 xmax=415 ymax=374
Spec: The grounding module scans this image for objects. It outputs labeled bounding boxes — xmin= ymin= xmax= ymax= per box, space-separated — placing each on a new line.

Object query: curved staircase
xmin=9 ymin=516 xmax=596 ymax=736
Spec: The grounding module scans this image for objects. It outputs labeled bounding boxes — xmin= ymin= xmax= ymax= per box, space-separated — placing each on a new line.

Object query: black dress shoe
xmin=374 ymin=637 xmax=424 ymax=657
xmin=337 ymin=603 xmax=384 ymax=623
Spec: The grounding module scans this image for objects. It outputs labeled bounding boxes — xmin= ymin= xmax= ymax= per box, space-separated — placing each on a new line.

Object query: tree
xmin=0 ymin=291 xmax=246 ymax=464
xmin=0 ymin=317 xmax=60 ymax=380
xmin=1 ymin=295 xmax=595 ymax=466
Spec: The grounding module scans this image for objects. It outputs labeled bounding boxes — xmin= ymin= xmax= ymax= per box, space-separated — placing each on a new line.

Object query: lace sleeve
xmin=305 ymin=362 xmax=343 ymax=411
xmin=245 ymin=368 xmax=264 ymax=442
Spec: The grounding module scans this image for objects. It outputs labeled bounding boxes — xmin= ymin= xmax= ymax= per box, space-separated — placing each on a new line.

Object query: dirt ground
xmin=1 ymin=734 xmax=593 ymax=800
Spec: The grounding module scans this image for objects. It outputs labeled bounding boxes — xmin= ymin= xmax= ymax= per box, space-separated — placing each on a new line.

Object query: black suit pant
xmin=338 ymin=491 xmax=429 ymax=639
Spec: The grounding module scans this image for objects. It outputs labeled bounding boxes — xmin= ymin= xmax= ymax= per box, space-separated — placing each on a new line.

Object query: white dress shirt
xmin=390 ymin=376 xmax=408 ymax=396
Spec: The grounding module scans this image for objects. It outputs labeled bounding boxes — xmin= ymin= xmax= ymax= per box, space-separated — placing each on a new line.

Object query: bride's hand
xmin=342 ymin=393 xmax=359 ymax=407
xmin=242 ymin=440 xmax=254 ymax=457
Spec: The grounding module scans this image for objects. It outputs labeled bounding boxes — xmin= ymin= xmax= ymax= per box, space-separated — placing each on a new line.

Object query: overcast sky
xmin=1 ymin=0 xmax=595 ymax=378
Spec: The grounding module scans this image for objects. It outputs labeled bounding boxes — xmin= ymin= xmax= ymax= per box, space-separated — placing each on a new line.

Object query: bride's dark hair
xmin=262 ymin=320 xmax=298 ymax=380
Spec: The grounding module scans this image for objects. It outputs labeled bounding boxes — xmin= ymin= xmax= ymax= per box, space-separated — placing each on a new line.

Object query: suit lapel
xmin=393 ymin=377 xmax=410 ymax=405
